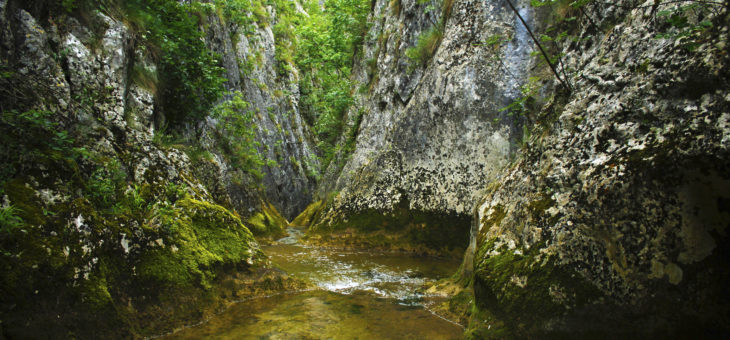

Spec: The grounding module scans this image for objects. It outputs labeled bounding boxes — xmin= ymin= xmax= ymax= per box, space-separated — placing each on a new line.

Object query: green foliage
xmin=0 ymin=63 xmax=13 ymax=79
xmin=484 ymin=34 xmax=509 ymax=47
xmin=405 ymin=26 xmax=443 ymax=69
xmin=32 ymin=0 xmax=226 ymax=127
xmin=211 ymin=92 xmax=266 ymax=181
xmin=272 ymin=0 xmax=299 ymax=76
xmin=655 ymin=3 xmax=716 ymax=51
xmin=500 ymin=77 xmax=541 ymax=118
xmin=214 ymin=0 xmax=270 ymax=35
xmin=61 ymin=0 xmax=78 ymax=13
xmin=0 ymin=205 xmax=25 ymax=237
xmin=1 ymin=110 xmax=70 ymax=151
xmin=152 ymin=125 xmax=186 ymax=149
xmin=184 ymin=145 xmax=215 ymax=164
xmin=405 ymin=0 xmax=454 ymax=68
xmin=0 ymin=109 xmax=89 ymax=186
xmin=87 ymin=160 xmax=127 ymax=210
xmin=295 ymin=0 xmax=370 ymax=169
xmin=122 ymin=0 xmax=227 ymax=127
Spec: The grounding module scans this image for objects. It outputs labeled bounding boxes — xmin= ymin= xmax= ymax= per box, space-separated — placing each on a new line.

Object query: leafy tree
xmin=294 ymin=0 xmax=371 ymax=169
xmin=123 ymin=0 xmax=227 ymax=126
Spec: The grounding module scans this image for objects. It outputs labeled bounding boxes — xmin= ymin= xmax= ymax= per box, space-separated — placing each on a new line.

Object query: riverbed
xmin=165 ymin=228 xmax=463 ymax=339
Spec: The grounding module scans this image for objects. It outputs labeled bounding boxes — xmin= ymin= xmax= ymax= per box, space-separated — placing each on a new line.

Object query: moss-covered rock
xmin=291 ymin=199 xmax=325 ymax=227
xmin=246 ymin=201 xmax=290 ymax=241
xmin=307 ymin=203 xmax=471 ymax=258
xmin=0 ymin=1 xmax=308 ymax=338
xmin=468 ymin=0 xmax=730 ymax=337
xmin=137 ymin=197 xmax=261 ymax=288
xmin=473 ymin=239 xmax=605 ymax=337
xmin=0 ymin=169 xmax=269 ymax=338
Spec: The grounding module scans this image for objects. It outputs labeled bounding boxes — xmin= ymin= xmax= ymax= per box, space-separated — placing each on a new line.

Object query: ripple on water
xmin=164 ymin=228 xmax=462 ymax=339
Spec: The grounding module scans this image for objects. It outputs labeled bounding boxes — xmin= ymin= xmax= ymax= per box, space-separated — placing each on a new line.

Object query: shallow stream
xmin=166 ymin=228 xmax=463 ymax=339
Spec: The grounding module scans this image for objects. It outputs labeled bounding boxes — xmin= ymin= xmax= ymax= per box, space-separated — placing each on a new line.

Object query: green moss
xmin=480 ymin=205 xmax=506 ymax=232
xmin=464 ymin=302 xmax=513 ymax=339
xmin=473 ymin=239 xmax=603 ymax=336
xmin=81 ymin=269 xmax=114 ymax=310
xmin=246 ymin=201 xmax=289 ymax=239
xmin=138 ymin=197 xmax=260 ymax=289
xmin=291 ymin=200 xmax=325 ymax=227
xmin=526 ymin=194 xmax=559 ymax=226
xmin=138 ymin=248 xmax=197 ymax=287
xmin=3 ymin=178 xmax=47 ymax=226
xmin=247 ymin=213 xmax=268 ymax=234
xmin=526 ymin=195 xmax=554 ymax=217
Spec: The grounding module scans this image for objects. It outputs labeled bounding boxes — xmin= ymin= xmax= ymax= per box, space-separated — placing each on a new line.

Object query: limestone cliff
xmin=0 ymin=0 xmax=308 ymax=337
xmin=200 ymin=3 xmax=320 ymax=219
xmin=309 ymin=0 xmax=549 ymax=254
xmin=301 ymin=0 xmax=730 ymax=336
xmin=470 ymin=0 xmax=730 ymax=337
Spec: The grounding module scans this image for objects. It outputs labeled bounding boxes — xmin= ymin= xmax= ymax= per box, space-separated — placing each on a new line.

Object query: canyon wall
xmin=309 ymin=0 xmax=549 ymax=255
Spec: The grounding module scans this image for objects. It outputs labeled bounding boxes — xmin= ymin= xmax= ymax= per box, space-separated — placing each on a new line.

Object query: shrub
xmin=211 ymin=92 xmax=266 ymax=181
xmin=405 ymin=26 xmax=443 ymax=69
xmin=405 ymin=0 xmax=454 ymax=69
xmin=0 ymin=205 xmax=25 ymax=237
xmin=121 ymin=0 xmax=227 ymax=127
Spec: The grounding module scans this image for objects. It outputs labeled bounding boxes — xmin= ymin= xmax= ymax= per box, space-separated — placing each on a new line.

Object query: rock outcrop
xmin=0 ymin=0 xmax=308 ymax=337
xmin=470 ymin=0 xmax=730 ymax=337
xmin=200 ymin=5 xmax=320 ymax=219
xmin=309 ymin=0 xmax=549 ymax=254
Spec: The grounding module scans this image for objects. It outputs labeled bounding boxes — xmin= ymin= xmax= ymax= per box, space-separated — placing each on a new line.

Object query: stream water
xmin=166 ymin=228 xmax=463 ymax=339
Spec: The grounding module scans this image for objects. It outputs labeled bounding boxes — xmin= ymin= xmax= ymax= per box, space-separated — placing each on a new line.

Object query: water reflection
xmin=265 ymin=241 xmax=457 ymax=303
xmin=165 ymin=228 xmax=462 ymax=339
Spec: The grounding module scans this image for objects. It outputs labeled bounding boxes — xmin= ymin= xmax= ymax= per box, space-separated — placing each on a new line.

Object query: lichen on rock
xmin=469 ymin=0 xmax=730 ymax=336
xmin=0 ymin=2 xmax=294 ymax=337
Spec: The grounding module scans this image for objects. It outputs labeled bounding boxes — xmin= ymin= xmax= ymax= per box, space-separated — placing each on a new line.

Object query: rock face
xmin=201 ymin=7 xmax=320 ymax=219
xmin=471 ymin=0 xmax=730 ymax=337
xmin=310 ymin=0 xmax=547 ymax=253
xmin=0 ymin=1 xmax=308 ymax=337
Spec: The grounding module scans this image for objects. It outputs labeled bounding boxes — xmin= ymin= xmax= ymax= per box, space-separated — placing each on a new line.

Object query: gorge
xmin=1 ymin=0 xmax=728 ymax=338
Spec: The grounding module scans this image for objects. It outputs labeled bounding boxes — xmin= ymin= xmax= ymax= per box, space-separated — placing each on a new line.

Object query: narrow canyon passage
xmin=165 ymin=227 xmax=463 ymax=339
xmin=1 ymin=0 xmax=728 ymax=337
